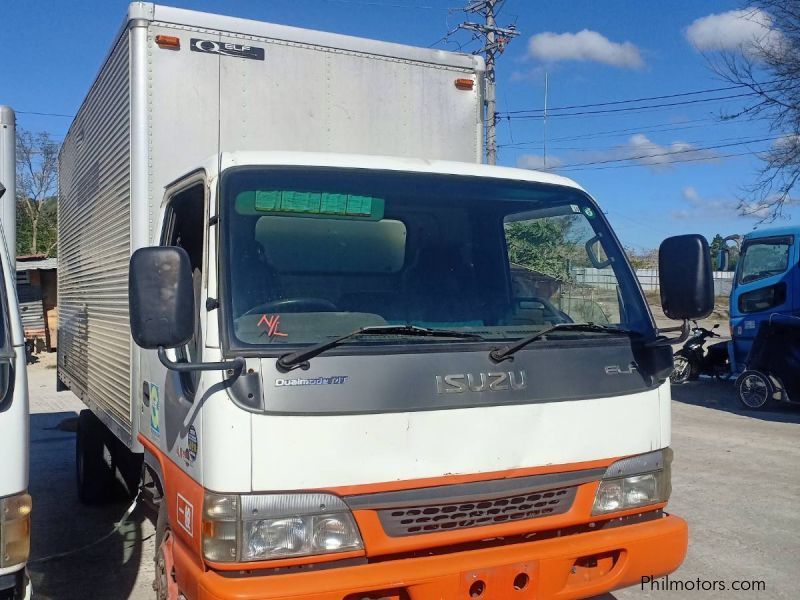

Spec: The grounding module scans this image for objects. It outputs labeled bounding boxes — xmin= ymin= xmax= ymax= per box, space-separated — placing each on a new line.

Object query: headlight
xmin=591 ymin=449 xmax=672 ymax=516
xmin=203 ymin=492 xmax=363 ymax=562
xmin=0 ymin=492 xmax=32 ymax=568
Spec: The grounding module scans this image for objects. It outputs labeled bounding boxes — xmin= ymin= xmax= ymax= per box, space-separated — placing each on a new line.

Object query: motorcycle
xmin=670 ymin=322 xmax=731 ymax=384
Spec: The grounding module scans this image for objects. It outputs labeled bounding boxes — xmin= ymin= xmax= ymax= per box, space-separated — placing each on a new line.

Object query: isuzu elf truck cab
xmin=57 ymin=5 xmax=713 ymax=599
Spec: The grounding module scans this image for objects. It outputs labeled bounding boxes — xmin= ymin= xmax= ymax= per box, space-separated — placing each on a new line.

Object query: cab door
xmin=730 ymin=235 xmax=796 ymax=365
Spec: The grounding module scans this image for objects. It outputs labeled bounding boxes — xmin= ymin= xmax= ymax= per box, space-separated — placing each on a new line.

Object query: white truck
xmin=58 ymin=5 xmax=713 ymax=599
xmin=0 ymin=106 xmax=32 ymax=600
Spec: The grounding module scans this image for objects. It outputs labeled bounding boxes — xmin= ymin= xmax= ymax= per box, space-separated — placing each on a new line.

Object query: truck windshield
xmin=738 ymin=237 xmax=793 ymax=284
xmin=221 ymin=168 xmax=652 ymax=350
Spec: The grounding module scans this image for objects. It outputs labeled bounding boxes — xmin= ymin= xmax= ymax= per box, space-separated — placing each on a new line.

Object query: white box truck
xmin=58 ymin=5 xmax=712 ymax=599
xmin=0 ymin=105 xmax=32 ymax=600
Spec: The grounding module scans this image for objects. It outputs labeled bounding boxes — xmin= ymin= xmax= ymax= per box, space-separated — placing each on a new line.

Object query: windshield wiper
xmin=489 ymin=323 xmax=638 ymax=363
xmin=276 ymin=325 xmax=484 ymax=372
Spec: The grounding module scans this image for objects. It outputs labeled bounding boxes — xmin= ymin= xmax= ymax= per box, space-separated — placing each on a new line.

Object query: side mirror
xmin=717 ymin=248 xmax=729 ymax=271
xmin=129 ymin=246 xmax=245 ymax=377
xmin=129 ymin=246 xmax=195 ymax=349
xmin=659 ymin=234 xmax=714 ymax=321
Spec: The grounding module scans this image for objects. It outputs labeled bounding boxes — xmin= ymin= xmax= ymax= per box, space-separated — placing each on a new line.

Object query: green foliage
xmin=505 ymin=217 xmax=576 ymax=281
xmin=708 ymin=233 xmax=738 ymax=271
xmin=625 ymin=247 xmax=658 ymax=270
xmin=16 ymin=196 xmax=57 ymax=257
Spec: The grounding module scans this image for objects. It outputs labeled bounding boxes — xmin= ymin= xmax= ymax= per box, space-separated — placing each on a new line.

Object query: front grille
xmin=378 ymin=486 xmax=576 ymax=537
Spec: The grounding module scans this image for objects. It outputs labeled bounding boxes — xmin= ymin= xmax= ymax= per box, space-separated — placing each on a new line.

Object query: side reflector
xmin=155 ymin=35 xmax=181 ymax=50
xmin=454 ymin=78 xmax=474 ymax=90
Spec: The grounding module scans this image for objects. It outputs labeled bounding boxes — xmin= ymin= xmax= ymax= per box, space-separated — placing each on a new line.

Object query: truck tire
xmin=154 ymin=500 xmax=179 ymax=600
xmin=76 ymin=409 xmax=115 ymax=504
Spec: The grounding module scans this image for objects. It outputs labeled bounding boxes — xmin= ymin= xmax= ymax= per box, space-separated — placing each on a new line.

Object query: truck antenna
xmin=458 ymin=1 xmax=519 ymax=165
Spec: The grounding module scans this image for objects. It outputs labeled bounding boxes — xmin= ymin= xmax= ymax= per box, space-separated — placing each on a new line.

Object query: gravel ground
xmin=24 ymin=351 xmax=799 ymax=599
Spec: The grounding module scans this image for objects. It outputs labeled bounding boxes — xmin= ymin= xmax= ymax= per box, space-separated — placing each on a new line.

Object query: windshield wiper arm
xmin=489 ymin=323 xmax=637 ymax=363
xmin=277 ymin=325 xmax=484 ymax=372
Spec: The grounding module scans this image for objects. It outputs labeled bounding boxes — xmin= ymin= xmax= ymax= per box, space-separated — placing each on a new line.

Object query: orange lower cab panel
xmin=175 ymin=513 xmax=688 ymax=600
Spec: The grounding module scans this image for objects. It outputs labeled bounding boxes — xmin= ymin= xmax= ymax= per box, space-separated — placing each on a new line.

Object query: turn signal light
xmin=155 ymin=35 xmax=181 ymax=49
xmin=454 ymin=78 xmax=475 ymax=90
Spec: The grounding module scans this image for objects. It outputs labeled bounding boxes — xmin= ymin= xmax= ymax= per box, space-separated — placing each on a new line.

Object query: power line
xmin=320 ymin=0 xmax=461 ymax=9
xmin=16 ymin=110 xmax=75 ymax=119
xmin=559 ymin=149 xmax=769 ymax=173
xmin=509 ymin=132 xmax=772 ymax=153
xmin=500 ymin=80 xmax=787 ymax=116
xmin=551 ymin=135 xmax=778 ymax=170
xmin=498 ymin=116 xmax=740 ymax=148
xmin=503 ymin=91 xmax=761 ymax=120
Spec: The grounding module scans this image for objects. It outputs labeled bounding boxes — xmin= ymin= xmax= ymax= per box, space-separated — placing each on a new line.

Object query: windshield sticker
xmin=570 ymin=204 xmax=580 ymax=213
xmin=275 ymin=376 xmax=349 ymax=387
xmin=583 ymin=206 xmax=596 ymax=219
xmin=258 ymin=314 xmax=288 ymax=339
xmin=149 ymin=383 xmax=160 ymax=438
xmin=178 ymin=426 xmax=198 ymax=466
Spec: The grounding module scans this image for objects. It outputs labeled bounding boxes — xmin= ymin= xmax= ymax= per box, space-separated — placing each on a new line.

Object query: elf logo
xmin=190 ymin=38 xmax=265 ymax=61
xmin=605 ymin=362 xmax=639 ymax=375
xmin=436 ymin=371 xmax=527 ymax=394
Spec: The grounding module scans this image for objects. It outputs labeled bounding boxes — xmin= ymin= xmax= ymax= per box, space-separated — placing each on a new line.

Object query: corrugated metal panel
xmin=17 ymin=283 xmax=45 ymax=335
xmin=58 ymin=31 xmax=132 ymax=435
xmin=17 ymin=258 xmax=57 ymax=271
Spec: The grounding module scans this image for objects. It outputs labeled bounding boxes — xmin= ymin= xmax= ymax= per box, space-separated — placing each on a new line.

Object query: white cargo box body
xmin=57 ymin=3 xmax=485 ymax=446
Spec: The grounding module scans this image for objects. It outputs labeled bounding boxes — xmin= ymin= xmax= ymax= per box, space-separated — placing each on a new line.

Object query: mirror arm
xmin=158 ymin=346 xmax=245 ymax=378
xmin=646 ymin=320 xmax=691 ymax=348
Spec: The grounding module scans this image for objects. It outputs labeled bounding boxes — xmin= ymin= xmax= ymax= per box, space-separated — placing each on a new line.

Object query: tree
xmin=505 ymin=217 xmax=576 ymax=280
xmin=708 ymin=233 xmax=725 ymax=265
xmin=16 ymin=129 xmax=59 ymax=256
xmin=710 ymin=1 xmax=799 ymax=221
xmin=625 ymin=247 xmax=658 ymax=270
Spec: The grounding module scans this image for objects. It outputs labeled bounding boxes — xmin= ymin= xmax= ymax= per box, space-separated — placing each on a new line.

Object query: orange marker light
xmin=454 ymin=78 xmax=474 ymax=90
xmin=155 ymin=35 xmax=180 ymax=50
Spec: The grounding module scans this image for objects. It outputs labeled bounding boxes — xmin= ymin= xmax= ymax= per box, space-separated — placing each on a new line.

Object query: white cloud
xmin=685 ymin=8 xmax=782 ymax=54
xmin=517 ymin=154 xmax=563 ymax=170
xmin=528 ymin=30 xmax=644 ymax=69
xmin=672 ymin=188 xmax=734 ymax=220
xmin=672 ymin=187 xmax=777 ymax=221
xmin=682 ymin=186 xmax=702 ymax=205
xmin=580 ymin=134 xmax=719 ymax=171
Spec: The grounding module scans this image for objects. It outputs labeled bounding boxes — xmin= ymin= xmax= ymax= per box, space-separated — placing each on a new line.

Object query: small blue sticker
xmin=150 ymin=383 xmax=160 ymax=437
xmin=583 ymin=206 xmax=596 ymax=219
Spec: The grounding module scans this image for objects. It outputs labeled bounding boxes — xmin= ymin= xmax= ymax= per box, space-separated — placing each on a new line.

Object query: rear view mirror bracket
xmin=647 ymin=320 xmax=690 ymax=348
xmin=157 ymin=347 xmax=245 ymax=379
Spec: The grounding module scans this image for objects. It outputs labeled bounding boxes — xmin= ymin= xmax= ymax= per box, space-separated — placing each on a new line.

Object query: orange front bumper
xmin=180 ymin=513 xmax=688 ymax=600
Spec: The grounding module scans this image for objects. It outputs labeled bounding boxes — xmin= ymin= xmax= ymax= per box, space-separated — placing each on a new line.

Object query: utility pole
xmin=459 ymin=0 xmax=519 ymax=165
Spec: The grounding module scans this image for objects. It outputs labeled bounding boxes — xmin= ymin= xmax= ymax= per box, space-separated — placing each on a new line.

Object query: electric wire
xmin=499 ymin=79 xmax=789 ymax=116
xmin=27 ymin=496 xmax=142 ymax=564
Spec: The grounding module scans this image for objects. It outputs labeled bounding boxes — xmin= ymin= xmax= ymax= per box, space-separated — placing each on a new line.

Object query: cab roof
xmin=201 ymin=151 xmax=587 ymax=193
xmin=744 ymin=225 xmax=800 ymax=241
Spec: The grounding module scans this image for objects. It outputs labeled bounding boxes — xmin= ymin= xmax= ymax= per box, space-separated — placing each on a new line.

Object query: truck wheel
xmin=736 ymin=371 xmax=773 ymax=410
xmin=154 ymin=501 xmax=179 ymax=600
xmin=76 ymin=409 xmax=114 ymax=504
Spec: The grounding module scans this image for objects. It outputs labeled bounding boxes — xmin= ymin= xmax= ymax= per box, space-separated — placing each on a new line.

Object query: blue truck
xmin=724 ymin=226 xmax=800 ymax=409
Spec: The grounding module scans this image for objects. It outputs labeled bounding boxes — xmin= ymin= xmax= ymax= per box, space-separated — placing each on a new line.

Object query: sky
xmin=1 ymin=0 xmax=796 ymax=250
